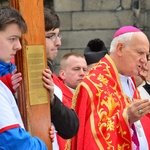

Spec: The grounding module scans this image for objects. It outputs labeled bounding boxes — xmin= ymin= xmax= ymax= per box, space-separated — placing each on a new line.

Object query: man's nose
xmin=55 ymin=37 xmax=61 ymax=47
xmin=14 ymin=39 xmax=22 ymax=51
xmin=79 ymin=69 xmax=86 ymax=76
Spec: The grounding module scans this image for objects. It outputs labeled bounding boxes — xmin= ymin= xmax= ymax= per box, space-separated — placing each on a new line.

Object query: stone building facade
xmin=53 ymin=0 xmax=150 ymax=74
xmin=1 ymin=0 xmax=150 ymax=74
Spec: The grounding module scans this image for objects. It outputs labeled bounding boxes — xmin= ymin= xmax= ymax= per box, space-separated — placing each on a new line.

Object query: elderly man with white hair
xmin=71 ymin=26 xmax=150 ymax=150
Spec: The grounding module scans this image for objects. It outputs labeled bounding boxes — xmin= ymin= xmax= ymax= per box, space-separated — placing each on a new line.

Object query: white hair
xmin=110 ymin=32 xmax=134 ymax=53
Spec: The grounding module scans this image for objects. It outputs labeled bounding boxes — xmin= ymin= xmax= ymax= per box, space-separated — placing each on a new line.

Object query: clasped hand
xmin=127 ymin=99 xmax=150 ymax=123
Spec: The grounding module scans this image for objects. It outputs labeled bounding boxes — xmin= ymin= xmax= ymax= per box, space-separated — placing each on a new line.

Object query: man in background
xmin=53 ymin=52 xmax=87 ymax=149
xmin=0 ymin=6 xmax=54 ymax=149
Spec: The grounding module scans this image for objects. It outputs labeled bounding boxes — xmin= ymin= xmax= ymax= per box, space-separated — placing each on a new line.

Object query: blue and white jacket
xmin=0 ymin=81 xmax=48 ymax=150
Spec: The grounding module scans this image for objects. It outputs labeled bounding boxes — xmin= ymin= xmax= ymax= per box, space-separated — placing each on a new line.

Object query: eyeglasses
xmin=46 ymin=34 xmax=62 ymax=42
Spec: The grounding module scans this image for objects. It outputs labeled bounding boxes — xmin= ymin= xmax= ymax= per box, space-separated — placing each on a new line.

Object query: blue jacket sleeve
xmin=0 ymin=127 xmax=48 ymax=150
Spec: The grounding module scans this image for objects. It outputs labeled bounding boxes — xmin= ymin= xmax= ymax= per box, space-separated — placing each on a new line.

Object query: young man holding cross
xmin=0 ymin=6 xmax=55 ymax=149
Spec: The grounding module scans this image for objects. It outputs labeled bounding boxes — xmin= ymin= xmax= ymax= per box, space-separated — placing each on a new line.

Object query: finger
xmin=11 ymin=72 xmax=22 ymax=80
xmin=42 ymin=76 xmax=52 ymax=85
xmin=43 ymin=82 xmax=53 ymax=91
xmin=13 ymin=83 xmax=20 ymax=90
xmin=49 ymin=125 xmax=55 ymax=142
xmin=44 ymin=68 xmax=52 ymax=74
xmin=132 ymin=99 xmax=150 ymax=108
xmin=132 ymin=99 xmax=150 ymax=118
xmin=12 ymin=77 xmax=22 ymax=85
xmin=42 ymin=69 xmax=52 ymax=79
xmin=51 ymin=125 xmax=55 ymax=131
xmin=139 ymin=101 xmax=150 ymax=115
xmin=137 ymin=100 xmax=150 ymax=109
xmin=12 ymin=69 xmax=17 ymax=74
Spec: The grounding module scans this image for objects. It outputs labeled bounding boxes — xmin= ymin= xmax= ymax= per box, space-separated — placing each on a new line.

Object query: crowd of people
xmin=0 ymin=6 xmax=78 ymax=150
xmin=0 ymin=4 xmax=150 ymax=150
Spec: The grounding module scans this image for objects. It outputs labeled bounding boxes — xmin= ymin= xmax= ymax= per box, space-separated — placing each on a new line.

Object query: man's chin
xmin=52 ymin=56 xmax=57 ymax=60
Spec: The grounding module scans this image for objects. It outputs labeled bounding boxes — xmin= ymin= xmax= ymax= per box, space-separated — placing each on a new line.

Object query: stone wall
xmin=1 ymin=0 xmax=150 ymax=74
xmin=53 ymin=0 xmax=150 ymax=75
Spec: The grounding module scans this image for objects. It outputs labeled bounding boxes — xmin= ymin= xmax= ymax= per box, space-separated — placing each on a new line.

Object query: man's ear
xmin=116 ymin=42 xmax=124 ymax=56
xmin=59 ymin=70 xmax=65 ymax=80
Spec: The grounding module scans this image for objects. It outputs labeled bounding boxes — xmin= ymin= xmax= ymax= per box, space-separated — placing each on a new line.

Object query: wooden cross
xmin=10 ymin=0 xmax=52 ymax=149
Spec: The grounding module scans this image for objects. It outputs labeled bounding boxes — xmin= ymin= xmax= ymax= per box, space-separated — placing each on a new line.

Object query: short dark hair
xmin=0 ymin=6 xmax=27 ymax=33
xmin=44 ymin=7 xmax=60 ymax=31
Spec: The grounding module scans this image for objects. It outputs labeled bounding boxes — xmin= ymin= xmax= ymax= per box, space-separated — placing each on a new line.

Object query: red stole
xmin=71 ymin=55 xmax=134 ymax=150
xmin=52 ymin=74 xmax=73 ymax=150
xmin=52 ymin=74 xmax=73 ymax=107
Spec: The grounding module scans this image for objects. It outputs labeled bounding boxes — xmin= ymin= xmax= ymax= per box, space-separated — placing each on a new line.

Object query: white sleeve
xmin=54 ymin=84 xmax=63 ymax=101
xmin=0 ymin=81 xmax=24 ymax=131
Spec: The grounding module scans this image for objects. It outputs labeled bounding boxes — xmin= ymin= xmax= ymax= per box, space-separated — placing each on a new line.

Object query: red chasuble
xmin=71 ymin=54 xmax=150 ymax=150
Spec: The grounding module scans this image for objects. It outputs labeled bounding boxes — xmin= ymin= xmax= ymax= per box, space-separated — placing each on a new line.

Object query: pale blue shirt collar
xmin=119 ymin=74 xmax=133 ymax=99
